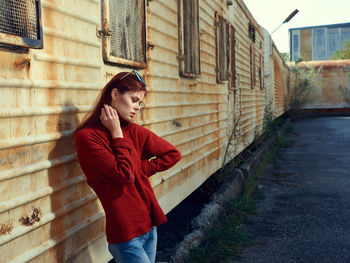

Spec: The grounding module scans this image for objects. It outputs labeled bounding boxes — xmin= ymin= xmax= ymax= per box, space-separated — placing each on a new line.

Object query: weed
xmin=184 ymin=196 xmax=258 ymax=263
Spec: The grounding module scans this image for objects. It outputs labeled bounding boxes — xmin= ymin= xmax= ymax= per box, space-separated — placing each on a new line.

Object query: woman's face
xmin=110 ymin=89 xmax=145 ymax=122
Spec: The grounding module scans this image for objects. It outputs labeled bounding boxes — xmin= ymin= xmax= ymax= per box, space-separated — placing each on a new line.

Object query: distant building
xmin=289 ymin=22 xmax=350 ymax=61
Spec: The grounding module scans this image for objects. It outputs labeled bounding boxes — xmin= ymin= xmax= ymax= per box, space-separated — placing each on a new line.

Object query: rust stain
xmin=0 ymin=222 xmax=14 ymax=235
xmin=14 ymin=58 xmax=31 ymax=73
xmin=105 ymin=72 xmax=115 ymax=81
xmin=20 ymin=208 xmax=41 ymax=226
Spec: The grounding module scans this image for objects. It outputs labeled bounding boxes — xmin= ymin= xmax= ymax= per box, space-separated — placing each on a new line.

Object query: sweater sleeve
xmin=141 ymin=128 xmax=181 ymax=177
xmin=75 ymin=130 xmax=135 ymax=185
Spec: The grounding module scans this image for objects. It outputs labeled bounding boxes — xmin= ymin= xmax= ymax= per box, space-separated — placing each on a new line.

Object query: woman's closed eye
xmin=132 ymin=97 xmax=143 ymax=106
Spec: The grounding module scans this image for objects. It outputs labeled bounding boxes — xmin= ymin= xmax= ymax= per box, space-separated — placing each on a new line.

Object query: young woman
xmin=74 ymin=71 xmax=181 ymax=263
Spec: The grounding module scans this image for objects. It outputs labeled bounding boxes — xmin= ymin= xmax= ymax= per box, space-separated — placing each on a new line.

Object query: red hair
xmin=74 ymin=72 xmax=147 ymax=134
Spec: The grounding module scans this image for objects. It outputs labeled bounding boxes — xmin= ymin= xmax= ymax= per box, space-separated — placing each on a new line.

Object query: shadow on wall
xmin=48 ymin=102 xmax=102 ymax=262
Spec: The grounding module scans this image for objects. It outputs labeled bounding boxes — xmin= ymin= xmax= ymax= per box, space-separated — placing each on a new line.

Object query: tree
xmin=281 ymin=52 xmax=290 ymax=63
xmin=289 ymin=63 xmax=321 ymax=111
xmin=332 ymin=40 xmax=350 ymax=60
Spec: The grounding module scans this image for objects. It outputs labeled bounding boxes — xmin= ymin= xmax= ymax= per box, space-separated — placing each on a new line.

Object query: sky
xmin=242 ymin=0 xmax=350 ymax=53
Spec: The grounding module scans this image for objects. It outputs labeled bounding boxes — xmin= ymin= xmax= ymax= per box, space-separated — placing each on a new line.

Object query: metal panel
xmin=273 ymin=50 xmax=284 ymax=117
xmin=0 ymin=0 xmax=106 ymax=262
xmin=299 ymin=28 xmax=312 ymax=61
xmin=312 ymin=27 xmax=327 ymax=60
xmin=291 ymin=30 xmax=300 ymax=61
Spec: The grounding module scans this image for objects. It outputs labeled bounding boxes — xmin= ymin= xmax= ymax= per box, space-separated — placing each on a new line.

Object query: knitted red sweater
xmin=75 ymin=120 xmax=181 ymax=243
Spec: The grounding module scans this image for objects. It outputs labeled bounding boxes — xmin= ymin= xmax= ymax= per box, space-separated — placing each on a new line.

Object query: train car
xmin=263 ymin=28 xmax=290 ymax=119
xmin=0 ymin=0 xmax=289 ymax=262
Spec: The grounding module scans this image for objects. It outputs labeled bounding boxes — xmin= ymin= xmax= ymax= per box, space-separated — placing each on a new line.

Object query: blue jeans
xmin=108 ymin=227 xmax=157 ymax=263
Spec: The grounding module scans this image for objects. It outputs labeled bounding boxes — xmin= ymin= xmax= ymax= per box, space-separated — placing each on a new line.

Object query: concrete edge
xmin=168 ymin=118 xmax=291 ymax=263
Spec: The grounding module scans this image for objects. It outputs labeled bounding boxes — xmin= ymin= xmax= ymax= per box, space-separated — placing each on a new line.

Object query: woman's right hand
xmin=100 ymin=104 xmax=123 ymax=138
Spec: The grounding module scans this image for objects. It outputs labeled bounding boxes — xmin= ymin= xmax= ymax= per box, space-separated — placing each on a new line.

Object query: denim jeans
xmin=108 ymin=227 xmax=157 ymax=263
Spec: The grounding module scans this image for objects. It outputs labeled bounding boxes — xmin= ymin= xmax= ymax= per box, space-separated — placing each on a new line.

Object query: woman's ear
xmin=111 ymin=88 xmax=119 ymax=100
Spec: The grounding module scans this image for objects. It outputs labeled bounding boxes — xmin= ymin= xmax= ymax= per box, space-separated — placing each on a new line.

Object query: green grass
xmin=184 ymin=123 xmax=293 ymax=263
xmin=184 ymin=196 xmax=258 ymax=263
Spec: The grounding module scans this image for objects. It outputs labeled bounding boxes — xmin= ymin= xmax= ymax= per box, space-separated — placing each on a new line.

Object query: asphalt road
xmin=237 ymin=116 xmax=350 ymax=263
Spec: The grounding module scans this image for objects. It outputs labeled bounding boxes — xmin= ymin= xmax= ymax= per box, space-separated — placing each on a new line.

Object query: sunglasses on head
xmin=119 ymin=70 xmax=147 ymax=87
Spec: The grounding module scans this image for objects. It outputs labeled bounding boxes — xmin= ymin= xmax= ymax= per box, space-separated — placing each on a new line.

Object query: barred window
xmin=178 ymin=0 xmax=200 ymax=77
xmin=250 ymin=45 xmax=256 ymax=89
xmin=103 ymin=0 xmax=146 ymax=68
xmin=248 ymin=22 xmax=256 ymax=43
xmin=0 ymin=0 xmax=43 ymax=49
xmin=230 ymin=25 xmax=236 ymax=89
xmin=216 ymin=13 xmax=229 ymax=82
xmin=259 ymin=53 xmax=263 ymax=90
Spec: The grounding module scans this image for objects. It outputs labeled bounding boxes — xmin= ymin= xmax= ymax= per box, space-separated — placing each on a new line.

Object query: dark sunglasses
xmin=119 ymin=70 xmax=147 ymax=87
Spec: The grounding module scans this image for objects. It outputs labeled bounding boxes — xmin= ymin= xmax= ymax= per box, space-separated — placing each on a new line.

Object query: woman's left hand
xmin=100 ymin=104 xmax=123 ymax=138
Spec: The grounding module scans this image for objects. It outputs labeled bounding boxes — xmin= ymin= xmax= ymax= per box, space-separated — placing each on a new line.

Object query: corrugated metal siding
xmin=0 ymin=0 xmax=107 ymax=262
xmin=273 ymin=49 xmax=285 ymax=117
xmin=233 ymin=0 xmax=265 ymax=144
xmin=145 ymin=0 xmax=226 ymax=212
xmin=263 ymin=29 xmax=273 ymax=111
xmin=0 ymin=0 xmax=289 ymax=262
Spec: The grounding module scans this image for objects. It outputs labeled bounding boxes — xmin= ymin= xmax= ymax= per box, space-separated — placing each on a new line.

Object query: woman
xmin=74 ymin=71 xmax=181 ymax=263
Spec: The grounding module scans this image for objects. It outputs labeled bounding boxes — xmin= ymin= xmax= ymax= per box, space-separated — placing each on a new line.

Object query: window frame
xmin=259 ymin=53 xmax=264 ymax=90
xmin=0 ymin=0 xmax=43 ymax=49
xmin=177 ymin=0 xmax=201 ymax=78
xmin=215 ymin=12 xmax=229 ymax=83
xmin=248 ymin=22 xmax=256 ymax=43
xmin=229 ymin=24 xmax=236 ymax=90
xmin=102 ymin=0 xmax=147 ymax=68
xmin=250 ymin=45 xmax=256 ymax=89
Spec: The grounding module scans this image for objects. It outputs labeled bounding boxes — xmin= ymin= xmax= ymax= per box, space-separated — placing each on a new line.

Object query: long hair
xmin=74 ymin=72 xmax=147 ymax=134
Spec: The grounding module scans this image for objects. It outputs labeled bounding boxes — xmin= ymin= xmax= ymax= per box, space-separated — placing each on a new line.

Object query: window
xmin=259 ymin=53 xmax=263 ymax=90
xmin=216 ymin=13 xmax=229 ymax=82
xmin=230 ymin=25 xmax=236 ymax=89
xmin=312 ymin=28 xmax=326 ymax=60
xmin=0 ymin=0 xmax=43 ymax=49
xmin=248 ymin=22 xmax=256 ymax=43
xmin=291 ymin=30 xmax=300 ymax=61
xmin=102 ymin=0 xmax=146 ymax=68
xmin=250 ymin=45 xmax=256 ymax=89
xmin=178 ymin=0 xmax=200 ymax=77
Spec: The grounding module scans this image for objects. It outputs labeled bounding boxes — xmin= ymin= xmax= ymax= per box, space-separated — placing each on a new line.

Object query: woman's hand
xmin=100 ymin=104 xmax=123 ymax=138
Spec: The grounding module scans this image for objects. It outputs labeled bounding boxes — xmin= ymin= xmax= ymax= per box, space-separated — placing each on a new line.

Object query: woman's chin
xmin=121 ymin=116 xmax=132 ymax=122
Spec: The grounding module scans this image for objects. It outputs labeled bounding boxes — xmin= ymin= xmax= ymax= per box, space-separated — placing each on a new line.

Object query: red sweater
xmin=75 ymin=120 xmax=181 ymax=243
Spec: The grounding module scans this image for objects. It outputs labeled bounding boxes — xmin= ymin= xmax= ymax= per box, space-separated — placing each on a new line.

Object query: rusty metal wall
xmin=0 ymin=0 xmax=289 ymax=262
xmin=0 ymin=0 xmax=109 ymax=262
xmin=299 ymin=60 xmax=350 ymax=109
xmin=272 ymin=45 xmax=287 ymax=117
xmin=263 ymin=29 xmax=290 ymax=118
xmin=146 ymin=0 xmax=227 ymax=214
xmin=232 ymin=0 xmax=266 ymax=146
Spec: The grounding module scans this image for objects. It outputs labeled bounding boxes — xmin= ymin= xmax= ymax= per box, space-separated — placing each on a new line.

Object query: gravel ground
xmin=237 ymin=117 xmax=350 ymax=263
